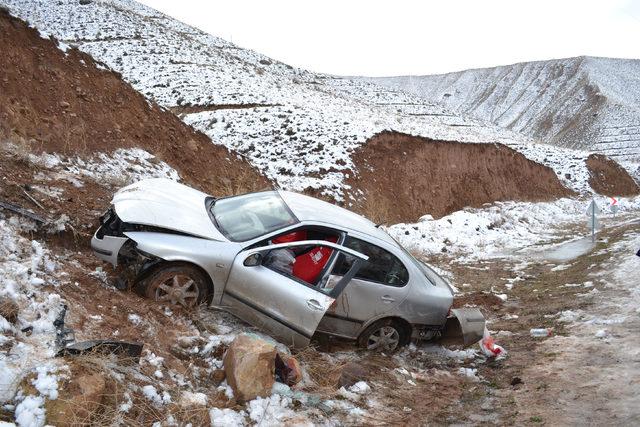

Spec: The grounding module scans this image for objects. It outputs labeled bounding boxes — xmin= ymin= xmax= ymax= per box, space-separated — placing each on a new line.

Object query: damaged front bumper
xmin=91 ymin=231 xmax=128 ymax=266
xmin=91 ymin=208 xmax=129 ymax=266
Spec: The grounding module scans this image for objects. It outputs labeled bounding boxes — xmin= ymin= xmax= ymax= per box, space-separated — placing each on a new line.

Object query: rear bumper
xmin=440 ymin=308 xmax=486 ymax=346
xmin=91 ymin=229 xmax=128 ymax=266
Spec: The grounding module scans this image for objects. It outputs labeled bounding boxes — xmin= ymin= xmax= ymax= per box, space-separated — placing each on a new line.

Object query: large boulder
xmin=223 ymin=334 xmax=276 ymax=403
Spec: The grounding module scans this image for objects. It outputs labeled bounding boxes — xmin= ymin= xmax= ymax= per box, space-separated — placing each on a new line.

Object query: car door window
xmin=259 ymin=227 xmax=343 ymax=286
xmin=263 ymin=244 xmax=337 ymax=290
xmin=333 ymin=237 xmax=409 ymax=287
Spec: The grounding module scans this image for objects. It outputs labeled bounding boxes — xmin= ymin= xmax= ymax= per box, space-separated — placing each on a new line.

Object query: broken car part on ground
xmin=91 ymin=178 xmax=485 ymax=351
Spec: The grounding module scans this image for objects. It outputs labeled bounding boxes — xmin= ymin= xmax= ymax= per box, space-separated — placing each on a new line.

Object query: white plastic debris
xmin=479 ymin=328 xmax=506 ymax=358
xmin=530 ymin=328 xmax=553 ymax=337
xmin=595 ymin=329 xmax=609 ymax=338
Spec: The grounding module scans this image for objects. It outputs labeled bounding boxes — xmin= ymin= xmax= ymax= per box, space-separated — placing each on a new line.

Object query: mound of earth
xmin=585 ymin=154 xmax=640 ymax=197
xmin=0 ymin=10 xmax=267 ymax=196
xmin=348 ymin=131 xmax=574 ymax=223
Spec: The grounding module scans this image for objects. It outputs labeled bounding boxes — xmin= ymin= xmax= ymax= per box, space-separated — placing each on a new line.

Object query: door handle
xmin=307 ymin=299 xmax=324 ymax=311
xmin=381 ymin=295 xmax=395 ymax=303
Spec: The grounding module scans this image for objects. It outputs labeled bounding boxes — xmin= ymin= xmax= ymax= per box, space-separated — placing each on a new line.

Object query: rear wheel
xmin=137 ymin=264 xmax=210 ymax=309
xmin=357 ymin=319 xmax=409 ymax=352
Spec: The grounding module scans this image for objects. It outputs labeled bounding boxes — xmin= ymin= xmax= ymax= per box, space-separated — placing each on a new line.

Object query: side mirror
xmin=243 ymin=253 xmax=263 ymax=267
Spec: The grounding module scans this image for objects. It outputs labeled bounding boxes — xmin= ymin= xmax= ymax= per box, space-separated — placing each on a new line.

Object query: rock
xmin=480 ymin=400 xmax=494 ymax=411
xmin=338 ymin=362 xmax=369 ymax=388
xmin=45 ymin=372 xmax=105 ymax=425
xmin=179 ymin=391 xmax=207 ymax=407
xmin=211 ymin=369 xmax=226 ymax=386
xmin=275 ymin=352 xmax=302 ymax=386
xmin=59 ymin=101 xmax=70 ymax=109
xmin=0 ymin=297 xmax=19 ymax=324
xmin=223 ymin=334 xmax=276 ymax=402
xmin=176 ymin=335 xmax=202 ymax=349
xmin=186 ymin=139 xmax=200 ymax=152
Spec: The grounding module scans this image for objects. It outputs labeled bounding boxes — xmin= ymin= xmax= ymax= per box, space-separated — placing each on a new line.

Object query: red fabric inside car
xmin=292 ymin=236 xmax=338 ymax=284
xmin=272 ymin=230 xmax=308 ymax=244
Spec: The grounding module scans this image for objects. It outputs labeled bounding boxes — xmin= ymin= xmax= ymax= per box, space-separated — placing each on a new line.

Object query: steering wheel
xmin=244 ymin=211 xmax=263 ymax=231
xmin=386 ymin=271 xmax=402 ymax=285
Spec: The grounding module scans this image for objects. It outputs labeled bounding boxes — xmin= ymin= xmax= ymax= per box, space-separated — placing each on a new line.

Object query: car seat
xmin=292 ymin=236 xmax=338 ymax=284
xmin=272 ymin=230 xmax=308 ymax=244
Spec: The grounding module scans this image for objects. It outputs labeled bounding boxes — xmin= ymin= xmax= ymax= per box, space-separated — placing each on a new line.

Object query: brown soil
xmin=348 ymin=131 xmax=575 ymax=223
xmin=585 ymin=153 xmax=639 ymax=196
xmin=170 ymin=103 xmax=281 ymax=116
xmin=0 ymin=10 xmax=268 ymax=197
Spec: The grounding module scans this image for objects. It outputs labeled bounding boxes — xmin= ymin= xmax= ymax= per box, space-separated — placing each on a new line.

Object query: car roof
xmin=278 ymin=190 xmax=398 ymax=246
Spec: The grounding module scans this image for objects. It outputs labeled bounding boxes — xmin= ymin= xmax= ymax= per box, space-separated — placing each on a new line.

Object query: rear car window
xmin=334 ymin=236 xmax=408 ymax=286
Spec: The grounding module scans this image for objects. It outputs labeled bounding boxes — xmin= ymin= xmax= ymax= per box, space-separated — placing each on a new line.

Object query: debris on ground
xmin=479 ymin=328 xmax=507 ymax=358
xmin=529 ymin=328 xmax=554 ymax=337
xmin=275 ymin=352 xmax=303 ymax=386
xmin=57 ymin=340 xmax=144 ymax=361
xmin=0 ymin=199 xmax=48 ymax=224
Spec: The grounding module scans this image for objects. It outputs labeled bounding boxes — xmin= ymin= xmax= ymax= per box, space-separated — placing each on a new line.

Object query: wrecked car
xmin=91 ymin=178 xmax=485 ymax=351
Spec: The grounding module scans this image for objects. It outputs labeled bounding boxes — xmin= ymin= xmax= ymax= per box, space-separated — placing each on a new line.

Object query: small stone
xmin=480 ymin=400 xmax=494 ymax=411
xmin=275 ymin=352 xmax=302 ymax=386
xmin=338 ymin=362 xmax=369 ymax=388
xmin=211 ymin=369 xmax=226 ymax=386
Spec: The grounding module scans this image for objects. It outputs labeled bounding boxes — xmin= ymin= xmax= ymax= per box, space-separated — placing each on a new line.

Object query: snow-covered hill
xmin=2 ymin=0 xmax=638 ymax=202
xmin=367 ymin=57 xmax=640 ymax=161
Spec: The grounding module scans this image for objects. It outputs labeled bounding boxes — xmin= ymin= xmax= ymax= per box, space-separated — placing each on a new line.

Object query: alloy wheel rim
xmin=367 ymin=326 xmax=400 ymax=351
xmin=155 ymin=274 xmax=199 ymax=307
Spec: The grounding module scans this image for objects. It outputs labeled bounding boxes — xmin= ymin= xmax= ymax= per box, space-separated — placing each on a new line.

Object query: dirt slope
xmin=585 ymin=154 xmax=640 ymax=197
xmin=0 ymin=10 xmax=268 ymax=195
xmin=349 ymin=131 xmax=574 ymax=223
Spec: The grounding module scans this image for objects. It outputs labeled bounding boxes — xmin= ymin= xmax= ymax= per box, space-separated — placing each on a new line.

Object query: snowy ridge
xmin=3 ymin=0 xmax=627 ymax=200
xmin=388 ymin=195 xmax=640 ymax=261
xmin=366 ymin=57 xmax=640 ymax=161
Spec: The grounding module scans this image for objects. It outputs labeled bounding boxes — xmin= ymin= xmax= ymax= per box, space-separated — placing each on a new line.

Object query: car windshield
xmin=210 ymin=191 xmax=298 ymax=241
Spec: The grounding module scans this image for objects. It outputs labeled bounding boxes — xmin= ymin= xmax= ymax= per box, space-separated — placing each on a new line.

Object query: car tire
xmin=357 ymin=318 xmax=409 ymax=352
xmin=136 ymin=263 xmax=211 ymax=309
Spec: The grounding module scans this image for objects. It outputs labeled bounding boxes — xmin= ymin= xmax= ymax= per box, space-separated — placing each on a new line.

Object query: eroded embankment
xmin=585 ymin=154 xmax=640 ymax=197
xmin=0 ymin=10 xmax=268 ymax=196
xmin=348 ymin=131 xmax=574 ymax=223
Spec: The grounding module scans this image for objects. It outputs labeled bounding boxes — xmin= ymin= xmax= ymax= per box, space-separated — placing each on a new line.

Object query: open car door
xmin=220 ymin=240 xmax=368 ymax=348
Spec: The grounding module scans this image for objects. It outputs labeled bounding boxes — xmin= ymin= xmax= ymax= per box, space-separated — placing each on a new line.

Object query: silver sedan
xmin=91 ymin=178 xmax=485 ymax=351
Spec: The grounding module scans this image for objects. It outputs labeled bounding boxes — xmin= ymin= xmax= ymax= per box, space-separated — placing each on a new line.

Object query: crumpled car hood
xmin=112 ymin=178 xmax=226 ymax=240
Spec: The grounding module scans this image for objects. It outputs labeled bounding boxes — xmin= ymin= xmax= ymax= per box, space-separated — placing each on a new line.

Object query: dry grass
xmin=357 ymin=190 xmax=393 ymax=225
xmin=217 ymin=166 xmax=267 ymax=197
xmin=46 ymin=351 xmax=231 ymax=426
xmin=293 ymin=347 xmax=346 ymax=396
xmin=0 ymin=137 xmax=34 ymax=165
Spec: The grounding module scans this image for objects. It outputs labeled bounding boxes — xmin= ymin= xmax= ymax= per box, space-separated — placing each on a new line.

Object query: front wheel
xmin=136 ymin=263 xmax=211 ymax=309
xmin=357 ymin=319 xmax=409 ymax=352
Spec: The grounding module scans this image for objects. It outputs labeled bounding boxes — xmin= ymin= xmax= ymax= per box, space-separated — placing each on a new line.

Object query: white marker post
xmin=586 ymin=199 xmax=601 ymax=243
